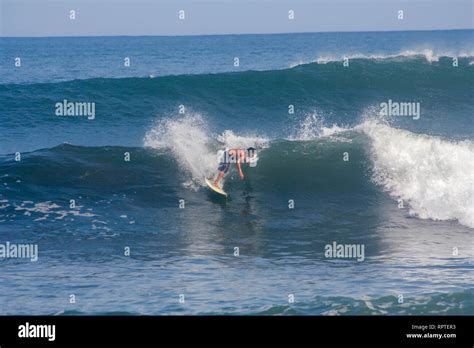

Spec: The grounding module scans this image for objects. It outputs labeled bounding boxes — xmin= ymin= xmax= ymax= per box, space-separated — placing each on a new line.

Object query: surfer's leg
xmin=214 ymin=162 xmax=229 ymax=187
xmin=214 ymin=171 xmax=225 ymax=187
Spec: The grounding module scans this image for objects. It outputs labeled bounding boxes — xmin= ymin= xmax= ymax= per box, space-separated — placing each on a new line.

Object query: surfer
xmin=213 ymin=147 xmax=257 ymax=189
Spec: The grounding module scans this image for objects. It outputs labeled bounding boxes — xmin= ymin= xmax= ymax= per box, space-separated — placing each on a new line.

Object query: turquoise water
xmin=0 ymin=30 xmax=473 ymax=315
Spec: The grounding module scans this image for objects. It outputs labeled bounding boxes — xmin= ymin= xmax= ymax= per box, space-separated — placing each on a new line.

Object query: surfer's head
xmin=246 ymin=147 xmax=257 ymax=158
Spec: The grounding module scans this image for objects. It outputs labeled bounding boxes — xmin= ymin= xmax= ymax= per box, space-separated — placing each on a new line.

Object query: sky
xmin=1 ymin=0 xmax=473 ymax=37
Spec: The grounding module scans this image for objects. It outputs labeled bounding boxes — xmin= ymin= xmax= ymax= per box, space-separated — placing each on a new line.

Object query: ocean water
xmin=0 ymin=30 xmax=473 ymax=315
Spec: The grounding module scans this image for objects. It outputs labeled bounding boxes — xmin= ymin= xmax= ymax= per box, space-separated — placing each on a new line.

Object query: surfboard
xmin=205 ymin=178 xmax=227 ymax=197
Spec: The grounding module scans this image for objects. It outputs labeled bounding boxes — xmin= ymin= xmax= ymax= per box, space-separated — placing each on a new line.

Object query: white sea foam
xmin=289 ymin=48 xmax=474 ymax=67
xmin=288 ymin=113 xmax=349 ymax=141
xmin=216 ymin=129 xmax=269 ymax=149
xmin=359 ymin=120 xmax=474 ymax=228
xmin=13 ymin=201 xmax=96 ymax=221
xmin=143 ymin=113 xmax=268 ymax=188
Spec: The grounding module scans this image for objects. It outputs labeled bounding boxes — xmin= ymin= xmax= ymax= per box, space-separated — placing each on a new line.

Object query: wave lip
xmin=288 ymin=48 xmax=474 ymax=67
xmin=359 ymin=120 xmax=474 ymax=228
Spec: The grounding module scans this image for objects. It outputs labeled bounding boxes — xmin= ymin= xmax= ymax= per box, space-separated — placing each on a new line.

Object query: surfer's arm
xmin=236 ymin=162 xmax=244 ymax=179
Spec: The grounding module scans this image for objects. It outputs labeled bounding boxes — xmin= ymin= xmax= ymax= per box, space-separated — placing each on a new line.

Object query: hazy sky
xmin=1 ymin=0 xmax=473 ymax=37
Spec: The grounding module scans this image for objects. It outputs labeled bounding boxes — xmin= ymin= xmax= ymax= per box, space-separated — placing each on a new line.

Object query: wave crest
xmin=288 ymin=48 xmax=474 ymax=67
xmin=359 ymin=120 xmax=474 ymax=228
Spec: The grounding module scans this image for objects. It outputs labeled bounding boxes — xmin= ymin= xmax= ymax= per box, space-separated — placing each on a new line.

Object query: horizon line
xmin=1 ymin=27 xmax=473 ymax=39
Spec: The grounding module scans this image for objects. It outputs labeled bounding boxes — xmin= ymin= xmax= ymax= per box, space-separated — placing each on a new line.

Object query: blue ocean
xmin=0 ymin=30 xmax=473 ymax=315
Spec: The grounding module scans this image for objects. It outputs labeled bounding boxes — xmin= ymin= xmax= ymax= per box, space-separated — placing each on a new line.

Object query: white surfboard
xmin=205 ymin=178 xmax=227 ymax=197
